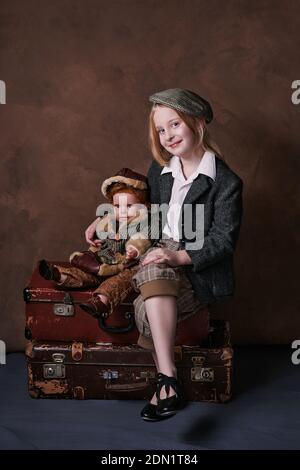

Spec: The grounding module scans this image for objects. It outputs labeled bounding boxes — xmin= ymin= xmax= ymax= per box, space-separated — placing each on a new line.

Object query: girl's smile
xmin=168 ymin=139 xmax=182 ymax=149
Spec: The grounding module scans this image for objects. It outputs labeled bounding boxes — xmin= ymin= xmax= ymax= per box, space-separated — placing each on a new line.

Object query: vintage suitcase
xmin=24 ymin=261 xmax=210 ymax=345
xmin=26 ymin=320 xmax=232 ymax=403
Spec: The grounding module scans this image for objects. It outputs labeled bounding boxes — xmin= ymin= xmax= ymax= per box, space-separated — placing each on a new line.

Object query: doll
xmin=39 ymin=168 xmax=153 ymax=317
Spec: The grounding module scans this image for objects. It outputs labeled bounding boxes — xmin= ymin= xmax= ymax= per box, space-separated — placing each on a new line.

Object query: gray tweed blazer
xmin=147 ymin=156 xmax=243 ymax=305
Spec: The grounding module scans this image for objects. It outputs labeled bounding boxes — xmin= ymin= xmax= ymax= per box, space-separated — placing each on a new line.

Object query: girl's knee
xmin=139 ymin=279 xmax=180 ymax=300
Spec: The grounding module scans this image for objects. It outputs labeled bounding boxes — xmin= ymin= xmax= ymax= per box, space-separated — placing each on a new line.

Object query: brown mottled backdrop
xmin=0 ymin=0 xmax=299 ymax=351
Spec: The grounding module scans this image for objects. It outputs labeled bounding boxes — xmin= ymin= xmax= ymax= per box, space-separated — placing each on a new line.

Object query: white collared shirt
xmin=161 ymin=151 xmax=216 ymax=241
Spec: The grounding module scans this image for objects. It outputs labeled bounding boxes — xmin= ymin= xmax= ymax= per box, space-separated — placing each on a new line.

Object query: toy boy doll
xmin=39 ymin=168 xmax=152 ymax=317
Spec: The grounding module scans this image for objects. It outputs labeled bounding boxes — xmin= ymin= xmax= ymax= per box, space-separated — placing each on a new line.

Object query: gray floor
xmin=0 ymin=347 xmax=299 ymax=450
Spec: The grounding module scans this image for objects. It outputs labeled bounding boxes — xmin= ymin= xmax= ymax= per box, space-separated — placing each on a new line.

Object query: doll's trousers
xmin=54 ymin=264 xmax=139 ymax=315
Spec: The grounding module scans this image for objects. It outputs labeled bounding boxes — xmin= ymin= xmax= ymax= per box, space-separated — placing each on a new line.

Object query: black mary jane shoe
xmin=140 ymin=402 xmax=165 ymax=422
xmin=156 ymin=373 xmax=186 ymax=417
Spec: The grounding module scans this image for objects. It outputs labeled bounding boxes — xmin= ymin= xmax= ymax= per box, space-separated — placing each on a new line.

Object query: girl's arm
xmin=184 ymin=176 xmax=243 ymax=272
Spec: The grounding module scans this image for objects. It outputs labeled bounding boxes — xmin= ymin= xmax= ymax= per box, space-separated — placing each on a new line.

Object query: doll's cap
xmin=101 ymin=168 xmax=148 ymax=198
xmin=149 ymin=88 xmax=213 ymax=123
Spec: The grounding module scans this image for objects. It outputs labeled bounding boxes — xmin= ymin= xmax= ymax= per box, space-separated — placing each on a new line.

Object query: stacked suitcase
xmin=24 ymin=262 xmax=233 ymax=403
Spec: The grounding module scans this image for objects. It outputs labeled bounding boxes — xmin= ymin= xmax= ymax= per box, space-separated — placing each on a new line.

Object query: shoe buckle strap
xmin=156 ymin=374 xmax=181 ymax=400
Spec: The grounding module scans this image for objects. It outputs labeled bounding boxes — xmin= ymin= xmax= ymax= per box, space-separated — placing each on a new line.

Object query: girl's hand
xmin=141 ymin=248 xmax=181 ymax=267
xmin=85 ymin=218 xmax=101 ymax=247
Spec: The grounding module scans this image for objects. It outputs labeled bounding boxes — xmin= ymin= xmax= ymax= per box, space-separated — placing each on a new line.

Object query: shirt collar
xmin=161 ymin=151 xmax=216 ymax=183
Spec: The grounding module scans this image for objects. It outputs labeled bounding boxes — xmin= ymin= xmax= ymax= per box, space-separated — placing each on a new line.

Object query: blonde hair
xmin=148 ymin=104 xmax=223 ymax=166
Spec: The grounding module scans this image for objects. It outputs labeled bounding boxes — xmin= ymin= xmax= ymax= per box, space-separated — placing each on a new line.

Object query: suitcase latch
xmin=101 ymin=370 xmax=119 ymax=380
xmin=53 ymin=303 xmax=74 ymax=316
xmin=53 ymin=293 xmax=74 ymax=316
xmin=43 ymin=363 xmax=66 ymax=379
xmin=191 ymin=367 xmax=214 ymax=382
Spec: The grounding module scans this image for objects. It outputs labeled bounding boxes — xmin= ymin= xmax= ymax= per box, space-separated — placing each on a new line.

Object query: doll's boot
xmin=70 ymin=251 xmax=101 ymax=275
xmin=38 ymin=260 xmax=61 ymax=282
xmin=79 ymin=294 xmax=108 ymax=318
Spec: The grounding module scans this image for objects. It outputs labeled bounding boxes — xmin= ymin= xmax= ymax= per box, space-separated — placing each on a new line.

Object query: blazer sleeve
xmin=185 ymin=175 xmax=243 ymax=272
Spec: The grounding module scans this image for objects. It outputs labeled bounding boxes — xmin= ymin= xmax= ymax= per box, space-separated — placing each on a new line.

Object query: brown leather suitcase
xmin=24 ymin=262 xmax=210 ymax=345
xmin=26 ymin=320 xmax=232 ymax=403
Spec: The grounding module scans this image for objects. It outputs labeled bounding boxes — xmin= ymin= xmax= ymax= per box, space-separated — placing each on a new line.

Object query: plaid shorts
xmin=132 ymin=238 xmax=206 ymax=342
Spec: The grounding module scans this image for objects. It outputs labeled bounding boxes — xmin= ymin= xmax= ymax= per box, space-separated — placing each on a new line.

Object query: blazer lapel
xmin=159 ymin=171 xmax=213 ymax=206
xmin=159 ymin=172 xmax=174 ymax=204
xmin=182 ymin=174 xmax=214 ymax=205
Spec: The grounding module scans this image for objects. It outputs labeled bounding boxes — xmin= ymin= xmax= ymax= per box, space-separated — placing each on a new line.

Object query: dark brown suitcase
xmin=26 ymin=320 xmax=232 ymax=403
xmin=24 ymin=261 xmax=210 ymax=345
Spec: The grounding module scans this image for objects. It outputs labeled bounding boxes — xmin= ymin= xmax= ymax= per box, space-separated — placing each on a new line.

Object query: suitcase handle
xmin=97 ymin=311 xmax=135 ymax=334
xmin=105 ymin=381 xmax=149 ymax=391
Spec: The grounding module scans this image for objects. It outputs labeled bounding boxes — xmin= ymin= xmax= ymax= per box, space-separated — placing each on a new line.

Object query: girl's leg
xmin=151 ymin=351 xmax=159 ymax=372
xmin=145 ymin=295 xmax=178 ymax=404
xmin=134 ymin=270 xmax=206 ymax=408
xmin=150 ymin=350 xmax=160 ymax=404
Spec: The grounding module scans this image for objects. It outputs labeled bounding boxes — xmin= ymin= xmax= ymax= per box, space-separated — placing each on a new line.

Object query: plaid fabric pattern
xmin=131 ymin=238 xmax=182 ymax=291
xmin=132 ymin=238 xmax=207 ymax=340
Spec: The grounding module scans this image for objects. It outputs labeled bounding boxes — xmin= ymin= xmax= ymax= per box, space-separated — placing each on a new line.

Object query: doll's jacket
xmin=87 ymin=208 xmax=152 ymax=276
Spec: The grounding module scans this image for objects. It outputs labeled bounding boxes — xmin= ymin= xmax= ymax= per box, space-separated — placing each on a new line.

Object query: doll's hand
xmin=126 ymin=245 xmax=139 ymax=260
xmin=141 ymin=248 xmax=181 ymax=267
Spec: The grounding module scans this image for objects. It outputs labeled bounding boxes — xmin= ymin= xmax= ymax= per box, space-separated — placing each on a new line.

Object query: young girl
xmin=86 ymin=88 xmax=243 ymax=421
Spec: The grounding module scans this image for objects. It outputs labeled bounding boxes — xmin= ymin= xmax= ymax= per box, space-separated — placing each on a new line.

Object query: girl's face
xmin=112 ymin=192 xmax=143 ymax=222
xmin=153 ymin=105 xmax=200 ymax=158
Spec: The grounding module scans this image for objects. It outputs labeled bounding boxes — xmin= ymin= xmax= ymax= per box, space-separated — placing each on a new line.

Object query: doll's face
xmin=153 ymin=105 xmax=201 ymax=159
xmin=112 ymin=192 xmax=144 ymax=222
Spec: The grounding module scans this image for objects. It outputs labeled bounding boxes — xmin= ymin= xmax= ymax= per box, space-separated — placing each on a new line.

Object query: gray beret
xmin=149 ymin=88 xmax=213 ymax=123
